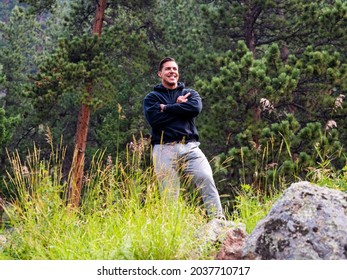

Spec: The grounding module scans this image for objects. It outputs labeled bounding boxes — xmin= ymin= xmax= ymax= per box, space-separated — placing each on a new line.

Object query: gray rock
xmin=243 ymin=181 xmax=347 ymax=259
xmin=197 ymin=218 xmax=246 ymax=244
xmin=216 ymin=226 xmax=247 ymax=260
xmin=195 ymin=218 xmax=246 ymax=259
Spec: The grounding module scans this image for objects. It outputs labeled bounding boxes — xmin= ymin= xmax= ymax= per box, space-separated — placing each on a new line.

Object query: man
xmin=143 ymin=57 xmax=225 ymax=219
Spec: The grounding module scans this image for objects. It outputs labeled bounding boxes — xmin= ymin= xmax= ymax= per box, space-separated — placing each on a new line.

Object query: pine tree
xmin=25 ymin=0 xmax=158 ymax=206
xmin=0 ymin=3 xmax=42 ymax=173
xmin=195 ymin=0 xmax=347 ymax=192
xmin=0 ymin=63 xmax=20 ymax=164
xmin=29 ymin=19 xmax=113 ymax=207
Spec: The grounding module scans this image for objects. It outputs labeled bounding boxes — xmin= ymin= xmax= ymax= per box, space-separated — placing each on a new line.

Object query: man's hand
xmin=160 ymin=104 xmax=166 ymax=112
xmin=160 ymin=92 xmax=191 ymax=112
xmin=176 ymin=92 xmax=191 ymax=103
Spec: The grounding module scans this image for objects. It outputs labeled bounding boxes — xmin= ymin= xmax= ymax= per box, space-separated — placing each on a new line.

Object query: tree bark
xmin=278 ymin=8 xmax=289 ymax=63
xmin=69 ymin=0 xmax=107 ymax=207
xmin=243 ymin=2 xmax=261 ymax=57
xmin=243 ymin=2 xmax=262 ymax=153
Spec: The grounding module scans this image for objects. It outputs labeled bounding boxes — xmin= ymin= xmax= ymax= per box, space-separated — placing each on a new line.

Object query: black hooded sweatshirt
xmin=143 ymin=82 xmax=202 ymax=145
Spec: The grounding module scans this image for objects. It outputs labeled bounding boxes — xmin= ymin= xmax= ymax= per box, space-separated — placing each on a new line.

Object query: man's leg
xmin=182 ymin=142 xmax=225 ymax=219
xmin=152 ymin=144 xmax=180 ymax=200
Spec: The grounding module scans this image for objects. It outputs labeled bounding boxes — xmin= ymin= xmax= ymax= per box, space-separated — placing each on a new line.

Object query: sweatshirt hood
xmin=153 ymin=82 xmax=185 ymax=92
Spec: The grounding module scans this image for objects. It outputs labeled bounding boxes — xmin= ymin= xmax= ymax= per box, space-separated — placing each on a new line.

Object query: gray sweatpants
xmin=152 ymin=142 xmax=224 ymax=218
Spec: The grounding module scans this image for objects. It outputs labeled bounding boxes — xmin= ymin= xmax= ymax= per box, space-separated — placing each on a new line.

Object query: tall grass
xmin=230 ymin=135 xmax=347 ymax=234
xmin=2 ymin=130 xmax=345 ymax=259
xmin=230 ymin=160 xmax=347 ymax=235
xmin=0 ymin=138 xmax=209 ymax=260
xmin=231 ymin=184 xmax=279 ymax=234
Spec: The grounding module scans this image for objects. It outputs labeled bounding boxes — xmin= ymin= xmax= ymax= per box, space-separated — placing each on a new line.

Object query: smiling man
xmin=143 ymin=57 xmax=225 ymax=219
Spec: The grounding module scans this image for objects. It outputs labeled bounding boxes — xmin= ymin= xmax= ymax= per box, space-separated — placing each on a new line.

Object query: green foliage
xmin=24 ymin=33 xmax=117 ymax=167
xmin=197 ymin=42 xmax=294 ymax=153
xmin=231 ymin=184 xmax=279 ymax=233
xmin=0 ymin=5 xmax=43 ymax=192
xmin=0 ymin=108 xmax=20 ymax=150
xmin=199 ymin=0 xmax=347 ymax=56
xmin=63 ymin=0 xmax=101 ymax=35
xmin=109 ymin=0 xmax=157 ymax=10
xmin=29 ymin=34 xmax=114 ymax=112
xmin=1 ymin=145 xmax=208 ymax=260
xmin=0 ymin=4 xmax=46 ymax=161
xmin=20 ymin=0 xmax=160 ymax=166
xmin=19 ymin=0 xmax=56 ymax=13
xmin=153 ymin=0 xmax=222 ymax=84
xmin=197 ymin=39 xmax=347 ymax=195
xmin=308 ymin=162 xmax=347 ymax=192
xmin=2 ymin=138 xmax=347 ymax=259
xmin=0 ymin=64 xmax=5 ymax=84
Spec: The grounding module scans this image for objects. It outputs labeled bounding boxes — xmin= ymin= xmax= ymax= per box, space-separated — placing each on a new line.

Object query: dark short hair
xmin=158 ymin=57 xmax=176 ymax=71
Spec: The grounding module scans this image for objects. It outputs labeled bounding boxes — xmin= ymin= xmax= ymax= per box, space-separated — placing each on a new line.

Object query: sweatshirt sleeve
xmin=143 ymin=92 xmax=178 ymax=128
xmin=164 ymin=90 xmax=202 ymax=118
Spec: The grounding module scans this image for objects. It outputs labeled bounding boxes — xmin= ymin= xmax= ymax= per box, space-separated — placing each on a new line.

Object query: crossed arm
xmin=160 ymin=92 xmax=191 ymax=112
xmin=144 ymin=91 xmax=202 ymax=129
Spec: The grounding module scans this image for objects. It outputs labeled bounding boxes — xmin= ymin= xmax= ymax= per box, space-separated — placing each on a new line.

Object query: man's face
xmin=158 ymin=61 xmax=179 ymax=89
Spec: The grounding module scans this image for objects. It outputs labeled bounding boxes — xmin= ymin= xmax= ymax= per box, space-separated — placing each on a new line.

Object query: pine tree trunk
xmin=244 ymin=3 xmax=262 ymax=163
xmin=244 ymin=3 xmax=261 ymax=57
xmin=69 ymin=0 xmax=107 ymax=207
xmin=279 ymin=9 xmax=289 ymax=63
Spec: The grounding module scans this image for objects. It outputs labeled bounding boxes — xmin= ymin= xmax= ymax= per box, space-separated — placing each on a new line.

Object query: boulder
xmin=215 ymin=226 xmax=247 ymax=260
xmin=196 ymin=218 xmax=247 ymax=259
xmin=242 ymin=181 xmax=347 ymax=260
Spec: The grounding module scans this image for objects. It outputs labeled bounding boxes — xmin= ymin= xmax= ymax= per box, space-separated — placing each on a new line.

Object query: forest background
xmin=1 ymin=0 xmax=347 ymax=213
